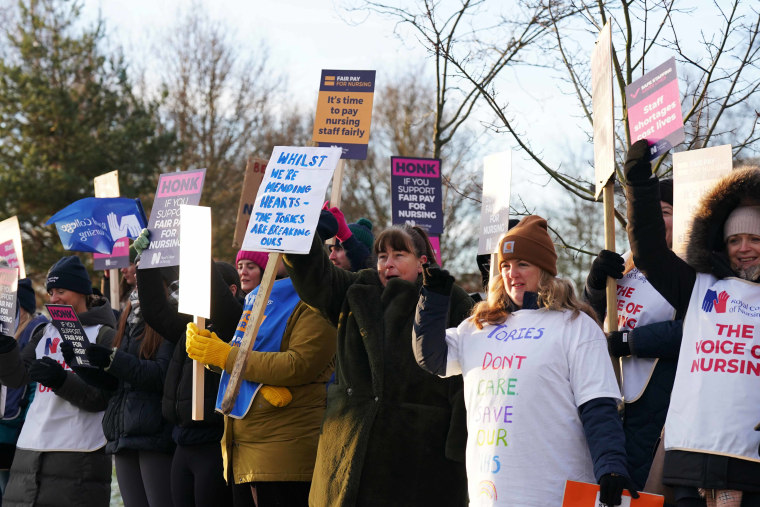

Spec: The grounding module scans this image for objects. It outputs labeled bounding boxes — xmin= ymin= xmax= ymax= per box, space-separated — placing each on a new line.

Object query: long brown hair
xmin=470 ymin=269 xmax=599 ymax=330
xmin=113 ymin=299 xmax=163 ymax=360
xmin=374 ymin=224 xmax=437 ymax=265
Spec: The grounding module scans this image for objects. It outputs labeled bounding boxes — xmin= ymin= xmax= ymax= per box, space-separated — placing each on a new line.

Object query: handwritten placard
xmin=391 ymin=156 xmax=444 ymax=234
xmin=0 ymin=267 xmax=18 ymax=335
xmin=140 ymin=169 xmax=206 ymax=269
xmin=479 ymin=152 xmax=512 ymax=254
xmin=241 ymin=146 xmax=341 ymax=254
xmin=46 ymin=304 xmax=93 ymax=368
xmin=0 ymin=217 xmax=25 ymax=278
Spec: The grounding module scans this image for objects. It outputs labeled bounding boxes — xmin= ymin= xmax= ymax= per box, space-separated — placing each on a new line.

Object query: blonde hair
xmin=470 ymin=269 xmax=600 ymax=330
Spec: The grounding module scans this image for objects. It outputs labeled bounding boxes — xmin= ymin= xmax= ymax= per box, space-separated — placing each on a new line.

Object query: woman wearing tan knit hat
xmin=412 ymin=215 xmax=635 ymax=506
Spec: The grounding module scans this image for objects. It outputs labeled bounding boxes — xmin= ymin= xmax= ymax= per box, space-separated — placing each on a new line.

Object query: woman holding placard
xmin=625 ymin=140 xmax=760 ymax=507
xmin=412 ymin=216 xmax=635 ymax=507
xmin=0 ymin=256 xmax=116 ymax=507
xmin=283 ymin=223 xmax=471 ymax=506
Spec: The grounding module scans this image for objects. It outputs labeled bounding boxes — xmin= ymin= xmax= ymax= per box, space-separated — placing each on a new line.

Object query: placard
xmin=141 ymin=169 xmax=206 ymax=269
xmin=0 ymin=217 xmax=25 ymax=278
xmin=93 ymin=170 xmax=120 ymax=198
xmin=313 ymin=69 xmax=376 ymax=159
xmin=0 ymin=267 xmax=18 ymax=336
xmin=592 ymin=22 xmax=615 ymax=199
xmin=232 ymin=158 xmax=268 ymax=249
xmin=391 ymin=156 xmax=444 ymax=234
xmin=428 ymin=235 xmax=443 ymax=266
xmin=672 ymin=145 xmax=733 ymax=256
xmin=478 ymin=151 xmax=512 ymax=254
xmin=562 ymin=480 xmax=663 ymax=507
xmin=241 ymin=147 xmax=341 ymax=254
xmin=93 ymin=237 xmax=130 ymax=270
xmin=178 ymin=205 xmax=211 ymax=319
xmin=46 ymin=304 xmax=93 ymax=368
xmin=626 ymin=57 xmax=685 ymax=160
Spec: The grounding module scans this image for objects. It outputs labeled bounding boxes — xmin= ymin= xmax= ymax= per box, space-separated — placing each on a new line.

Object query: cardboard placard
xmin=0 ymin=217 xmax=25 ymax=279
xmin=93 ymin=170 xmax=120 ymax=198
xmin=672 ymin=145 xmax=733 ymax=256
xmin=478 ymin=151 xmax=512 ymax=254
xmin=241 ymin=146 xmax=341 ymax=254
xmin=592 ymin=22 xmax=615 ymax=199
xmin=46 ymin=304 xmax=93 ymax=368
xmin=562 ymin=480 xmax=663 ymax=507
xmin=313 ymin=69 xmax=376 ymax=159
xmin=0 ymin=267 xmax=18 ymax=335
xmin=178 ymin=205 xmax=211 ymax=319
xmin=141 ymin=169 xmax=206 ymax=269
xmin=232 ymin=158 xmax=268 ymax=249
xmin=391 ymin=156 xmax=444 ymax=234
xmin=626 ymin=57 xmax=685 ymax=160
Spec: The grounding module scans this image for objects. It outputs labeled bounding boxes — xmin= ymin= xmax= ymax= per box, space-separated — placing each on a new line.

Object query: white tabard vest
xmin=16 ymin=323 xmax=107 ymax=452
xmin=665 ymin=274 xmax=760 ymax=462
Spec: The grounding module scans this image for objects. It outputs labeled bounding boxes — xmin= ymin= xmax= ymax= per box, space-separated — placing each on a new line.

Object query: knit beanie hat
xmin=497 ymin=215 xmax=557 ymax=276
xmin=17 ymin=278 xmax=36 ymax=314
xmin=347 ymin=218 xmax=374 ymax=251
xmin=46 ymin=256 xmax=92 ymax=295
xmin=724 ymin=206 xmax=760 ymax=240
xmin=215 ymin=261 xmax=241 ymax=291
xmin=235 ymin=250 xmax=268 ymax=271
xmin=659 ymin=178 xmax=673 ymax=206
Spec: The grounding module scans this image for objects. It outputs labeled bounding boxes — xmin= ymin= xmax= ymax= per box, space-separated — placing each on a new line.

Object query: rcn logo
xmin=44 ymin=337 xmax=61 ymax=355
xmin=701 ymin=289 xmax=731 ymax=313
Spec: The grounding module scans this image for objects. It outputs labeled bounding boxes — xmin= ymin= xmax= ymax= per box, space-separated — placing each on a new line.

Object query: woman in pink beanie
xmin=236 ymin=250 xmax=268 ymax=295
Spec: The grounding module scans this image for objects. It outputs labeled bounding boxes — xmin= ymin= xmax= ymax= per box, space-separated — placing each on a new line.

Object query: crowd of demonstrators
xmin=283 ymin=222 xmax=471 ymax=506
xmin=625 ymin=140 xmax=760 ymax=507
xmin=186 ymin=255 xmax=336 ymax=507
xmin=0 ymin=256 xmax=116 ymax=507
xmin=413 ymin=216 xmax=636 ymax=506
xmin=583 ymin=178 xmax=684 ymax=490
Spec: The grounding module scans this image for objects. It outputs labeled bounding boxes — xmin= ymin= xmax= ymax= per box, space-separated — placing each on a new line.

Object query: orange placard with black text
xmin=562 ymin=481 xmax=664 ymax=507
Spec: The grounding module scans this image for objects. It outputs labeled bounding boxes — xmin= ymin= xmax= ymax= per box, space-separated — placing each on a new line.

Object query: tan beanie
xmin=498 ymin=215 xmax=557 ymax=276
xmin=724 ymin=206 xmax=760 ymax=240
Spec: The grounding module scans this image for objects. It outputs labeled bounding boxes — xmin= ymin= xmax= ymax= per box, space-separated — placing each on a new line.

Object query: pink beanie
xmin=235 ymin=250 xmax=268 ymax=271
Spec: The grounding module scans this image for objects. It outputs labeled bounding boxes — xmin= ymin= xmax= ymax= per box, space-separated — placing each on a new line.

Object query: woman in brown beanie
xmin=413 ymin=215 xmax=635 ymax=507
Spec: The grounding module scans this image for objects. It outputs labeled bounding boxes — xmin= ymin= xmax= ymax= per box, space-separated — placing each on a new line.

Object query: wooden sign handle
xmin=108 ymin=268 xmax=120 ymax=311
xmin=602 ymin=181 xmax=621 ymax=385
xmin=325 ymin=159 xmax=346 ymax=247
xmin=220 ymin=252 xmax=281 ymax=415
xmin=191 ymin=316 xmax=206 ymax=421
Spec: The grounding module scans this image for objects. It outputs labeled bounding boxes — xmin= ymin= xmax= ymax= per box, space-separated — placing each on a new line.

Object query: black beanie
xmin=215 ymin=261 xmax=241 ymax=292
xmin=17 ymin=278 xmax=36 ymax=314
xmin=659 ymin=178 xmax=673 ymax=205
xmin=46 ymin=256 xmax=92 ymax=295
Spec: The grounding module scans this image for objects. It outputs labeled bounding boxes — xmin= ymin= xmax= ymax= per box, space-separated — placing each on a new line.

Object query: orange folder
xmin=562 ymin=480 xmax=664 ymax=507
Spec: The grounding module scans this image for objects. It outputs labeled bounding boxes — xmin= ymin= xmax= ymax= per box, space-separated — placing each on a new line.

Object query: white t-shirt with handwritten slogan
xmin=443 ymin=309 xmax=621 ymax=507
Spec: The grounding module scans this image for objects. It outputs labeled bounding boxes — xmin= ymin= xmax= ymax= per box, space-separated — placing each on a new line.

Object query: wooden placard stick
xmin=603 ymin=182 xmax=621 ymax=384
xmin=220 ymin=252 xmax=281 ymax=415
xmin=192 ymin=316 xmax=206 ymax=420
xmin=325 ymin=159 xmax=346 ymax=246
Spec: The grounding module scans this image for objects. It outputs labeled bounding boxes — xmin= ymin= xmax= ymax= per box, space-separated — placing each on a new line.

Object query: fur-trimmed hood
xmin=686 ymin=166 xmax=760 ymax=275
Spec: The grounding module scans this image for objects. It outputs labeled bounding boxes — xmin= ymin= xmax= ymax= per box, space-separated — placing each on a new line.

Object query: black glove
xmin=422 ymin=263 xmax=454 ymax=296
xmin=60 ymin=340 xmax=76 ymax=366
xmin=85 ymin=343 xmax=114 ymax=369
xmin=607 ymin=331 xmax=631 ymax=357
xmin=624 ymin=139 xmax=652 ymax=183
xmin=0 ymin=333 xmax=17 ymax=354
xmin=587 ymin=250 xmax=625 ymax=291
xmin=599 ymin=473 xmax=639 ymax=506
xmin=316 ymin=209 xmax=338 ymax=242
xmin=29 ymin=356 xmax=67 ymax=389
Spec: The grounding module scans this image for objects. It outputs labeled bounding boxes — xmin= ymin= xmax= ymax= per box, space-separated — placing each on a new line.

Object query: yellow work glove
xmin=260 ymin=385 xmax=293 ymax=407
xmin=185 ymin=322 xmax=230 ymax=370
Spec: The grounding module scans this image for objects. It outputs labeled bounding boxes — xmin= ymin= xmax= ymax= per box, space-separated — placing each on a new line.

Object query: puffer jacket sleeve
xmin=223 ymin=303 xmax=336 ymax=386
xmin=629 ymin=319 xmax=683 ymax=359
xmin=137 ymin=267 xmax=189 ymax=343
xmin=283 ymin=235 xmax=360 ymax=326
xmin=107 ymin=338 xmax=175 ymax=393
xmin=0 ymin=326 xmax=44 ymax=388
xmin=445 ymin=286 xmax=473 ymax=464
xmin=55 ymin=327 xmax=115 ymax=412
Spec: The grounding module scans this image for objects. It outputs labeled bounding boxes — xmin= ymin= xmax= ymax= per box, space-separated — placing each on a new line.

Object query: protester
xmin=132 ymin=230 xmax=243 ymax=507
xmin=216 ymin=261 xmax=243 ymax=299
xmin=413 ymin=216 xmax=636 ymax=506
xmin=324 ymin=205 xmax=374 ymax=272
xmin=283 ymin=223 xmax=471 ymax=506
xmin=583 ymin=179 xmax=684 ymax=489
xmin=0 ymin=256 xmax=115 ymax=507
xmin=62 ymin=262 xmax=176 ymax=507
xmin=0 ymin=279 xmax=48 ymax=505
xmin=186 ymin=256 xmax=336 ymax=507
xmin=625 ymin=139 xmax=760 ymax=507
xmin=236 ymin=250 xmax=267 ymax=296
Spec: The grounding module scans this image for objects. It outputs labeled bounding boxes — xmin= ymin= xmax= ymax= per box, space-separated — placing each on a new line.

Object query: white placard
xmin=242 ymin=146 xmax=342 ymax=254
xmin=592 ymin=22 xmax=615 ymax=199
xmin=178 ymin=205 xmax=211 ymax=319
xmin=0 ymin=216 xmax=25 ymax=279
xmin=478 ymin=151 xmax=512 ymax=254
xmin=672 ymin=145 xmax=733 ymax=256
xmin=94 ymin=170 xmax=120 ymax=198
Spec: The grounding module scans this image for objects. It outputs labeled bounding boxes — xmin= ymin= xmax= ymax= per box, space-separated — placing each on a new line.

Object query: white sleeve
xmin=566 ymin=313 xmax=621 ymax=407
xmin=443 ymin=324 xmax=464 ymax=377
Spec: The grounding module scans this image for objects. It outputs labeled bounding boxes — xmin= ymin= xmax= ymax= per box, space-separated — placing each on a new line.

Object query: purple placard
xmin=139 ymin=169 xmax=206 ymax=269
xmin=46 ymin=304 xmax=93 ymax=368
xmin=626 ymin=57 xmax=685 ymax=160
xmin=93 ymin=237 xmax=130 ymax=270
xmin=391 ymin=156 xmax=444 ymax=235
xmin=0 ymin=267 xmax=17 ymax=335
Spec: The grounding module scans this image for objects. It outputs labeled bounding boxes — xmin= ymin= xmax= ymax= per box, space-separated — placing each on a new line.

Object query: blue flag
xmin=46 ymin=198 xmax=147 ymax=254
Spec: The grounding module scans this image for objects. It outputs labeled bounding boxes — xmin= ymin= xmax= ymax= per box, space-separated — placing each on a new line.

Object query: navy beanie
xmin=659 ymin=178 xmax=673 ymax=206
xmin=17 ymin=278 xmax=36 ymax=314
xmin=46 ymin=256 xmax=92 ymax=295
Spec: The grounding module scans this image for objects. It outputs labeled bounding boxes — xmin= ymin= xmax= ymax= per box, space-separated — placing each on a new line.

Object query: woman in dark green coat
xmin=284 ymin=224 xmax=471 ymax=507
